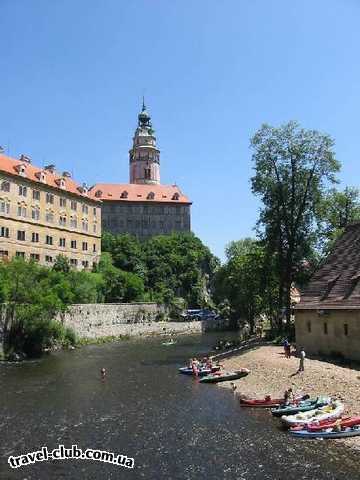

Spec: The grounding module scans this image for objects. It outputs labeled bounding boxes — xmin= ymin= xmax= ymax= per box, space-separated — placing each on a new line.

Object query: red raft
xmin=290 ymin=415 xmax=360 ymax=432
xmin=240 ymin=397 xmax=284 ymax=408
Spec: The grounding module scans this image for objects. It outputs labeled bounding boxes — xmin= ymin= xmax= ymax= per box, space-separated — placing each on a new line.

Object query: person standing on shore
xmin=283 ymin=388 xmax=294 ymax=405
xmin=283 ymin=339 xmax=291 ymax=358
xmin=298 ymin=348 xmax=306 ymax=373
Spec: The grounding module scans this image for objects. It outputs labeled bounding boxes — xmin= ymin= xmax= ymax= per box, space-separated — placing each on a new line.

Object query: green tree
xmin=317 ymin=187 xmax=360 ymax=253
xmin=143 ymin=233 xmax=219 ymax=307
xmin=102 ymin=232 xmax=146 ymax=278
xmin=97 ymin=253 xmax=145 ymax=302
xmin=0 ymin=258 xmax=74 ymax=357
xmin=214 ymin=239 xmax=277 ymax=331
xmin=225 ymin=238 xmax=254 ymax=260
xmin=53 ymin=254 xmax=71 ymax=273
xmin=67 ymin=270 xmax=104 ymax=304
xmin=251 ymin=121 xmax=340 ymax=329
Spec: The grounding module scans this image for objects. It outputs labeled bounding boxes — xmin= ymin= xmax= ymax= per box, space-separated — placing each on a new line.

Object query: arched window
xmin=147 ymin=192 xmax=155 ymax=200
xmin=0 ymin=198 xmax=10 ymax=214
xmin=70 ymin=216 xmax=77 ymax=229
xmin=31 ymin=206 xmax=40 ymax=221
xmin=1 ymin=181 xmax=10 ymax=192
xmin=56 ymin=178 xmax=66 ymax=189
xmin=120 ymin=191 xmax=128 ymax=199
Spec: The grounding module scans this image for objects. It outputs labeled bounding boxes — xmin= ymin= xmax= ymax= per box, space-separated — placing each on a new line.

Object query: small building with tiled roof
xmin=295 ymin=222 xmax=360 ymax=362
xmin=89 ymin=101 xmax=191 ymax=239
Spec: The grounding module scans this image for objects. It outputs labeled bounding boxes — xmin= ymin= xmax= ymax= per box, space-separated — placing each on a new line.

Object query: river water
xmin=0 ymin=332 xmax=358 ymax=480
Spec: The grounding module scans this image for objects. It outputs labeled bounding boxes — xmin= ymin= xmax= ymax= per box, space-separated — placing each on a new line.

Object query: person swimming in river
xmin=101 ymin=368 xmax=106 ymax=380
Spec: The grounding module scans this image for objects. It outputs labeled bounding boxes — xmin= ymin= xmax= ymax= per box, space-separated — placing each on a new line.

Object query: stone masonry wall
xmin=59 ymin=303 xmax=202 ymax=339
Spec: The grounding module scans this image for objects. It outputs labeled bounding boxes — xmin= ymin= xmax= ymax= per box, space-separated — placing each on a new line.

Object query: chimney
xmin=19 ymin=154 xmax=31 ymax=163
xmin=62 ymin=171 xmax=71 ymax=178
xmin=44 ymin=164 xmax=56 ymax=173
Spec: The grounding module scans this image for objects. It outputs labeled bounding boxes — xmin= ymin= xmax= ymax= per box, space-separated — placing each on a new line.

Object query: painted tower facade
xmin=129 ymin=100 xmax=160 ymax=185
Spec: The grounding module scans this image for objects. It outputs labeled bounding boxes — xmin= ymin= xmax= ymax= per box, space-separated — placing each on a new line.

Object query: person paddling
xmin=101 ymin=367 xmax=106 ymax=380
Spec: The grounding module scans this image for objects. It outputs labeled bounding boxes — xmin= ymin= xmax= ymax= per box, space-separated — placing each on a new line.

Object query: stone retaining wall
xmin=59 ymin=303 xmax=202 ymax=339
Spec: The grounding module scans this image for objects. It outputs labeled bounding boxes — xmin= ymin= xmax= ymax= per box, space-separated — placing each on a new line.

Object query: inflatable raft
xmin=199 ymin=369 xmax=250 ymax=384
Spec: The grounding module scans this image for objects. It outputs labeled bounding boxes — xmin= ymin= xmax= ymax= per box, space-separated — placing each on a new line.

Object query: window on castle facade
xmin=17 ymin=205 xmax=27 ymax=218
xmin=18 ymin=185 xmax=27 ymax=197
xmin=59 ymin=216 xmax=67 ymax=227
xmin=0 ymin=200 xmax=10 ymax=215
xmin=71 ymin=200 xmax=77 ymax=211
xmin=45 ymin=235 xmax=53 ymax=245
xmin=31 ymin=207 xmax=40 ymax=221
xmin=82 ymin=219 xmax=88 ymax=232
xmin=33 ymin=190 xmax=40 ymax=201
xmin=0 ymin=226 xmax=9 ymax=238
xmin=70 ymin=217 xmax=77 ymax=229
xmin=17 ymin=230 xmax=26 ymax=241
xmin=82 ymin=204 xmax=88 ymax=214
xmin=32 ymin=232 xmax=39 ymax=243
xmin=1 ymin=181 xmax=10 ymax=192
xmin=60 ymin=197 xmax=67 ymax=208
xmin=46 ymin=211 xmax=54 ymax=223
xmin=46 ymin=193 xmax=54 ymax=204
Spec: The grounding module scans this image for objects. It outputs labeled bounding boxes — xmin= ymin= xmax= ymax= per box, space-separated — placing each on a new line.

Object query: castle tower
xmin=129 ymin=99 xmax=160 ymax=185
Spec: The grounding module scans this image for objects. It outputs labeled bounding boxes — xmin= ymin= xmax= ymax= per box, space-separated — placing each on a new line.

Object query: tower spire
xmin=129 ymin=101 xmax=160 ymax=185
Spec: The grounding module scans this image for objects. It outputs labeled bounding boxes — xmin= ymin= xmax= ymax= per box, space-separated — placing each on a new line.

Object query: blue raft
xmin=271 ymin=396 xmax=329 ymax=417
xmin=289 ymin=426 xmax=360 ymax=439
xmin=178 ymin=365 xmax=221 ymax=377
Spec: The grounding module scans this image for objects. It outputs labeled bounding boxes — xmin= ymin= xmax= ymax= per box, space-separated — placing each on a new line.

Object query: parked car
xmin=185 ymin=309 xmax=217 ymax=320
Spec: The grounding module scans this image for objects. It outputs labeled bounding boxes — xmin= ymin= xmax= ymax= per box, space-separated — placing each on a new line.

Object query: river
xmin=0 ymin=332 xmax=358 ymax=480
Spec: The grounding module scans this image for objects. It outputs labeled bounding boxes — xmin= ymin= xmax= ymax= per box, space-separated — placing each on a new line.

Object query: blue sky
xmin=1 ymin=0 xmax=359 ymax=260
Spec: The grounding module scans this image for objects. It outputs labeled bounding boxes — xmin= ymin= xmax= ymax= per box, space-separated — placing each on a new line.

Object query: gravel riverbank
xmin=219 ymin=345 xmax=360 ymax=450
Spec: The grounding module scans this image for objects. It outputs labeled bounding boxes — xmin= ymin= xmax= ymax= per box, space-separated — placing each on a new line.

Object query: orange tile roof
xmin=0 ymin=153 xmax=100 ymax=202
xmin=89 ymin=183 xmax=191 ymax=204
